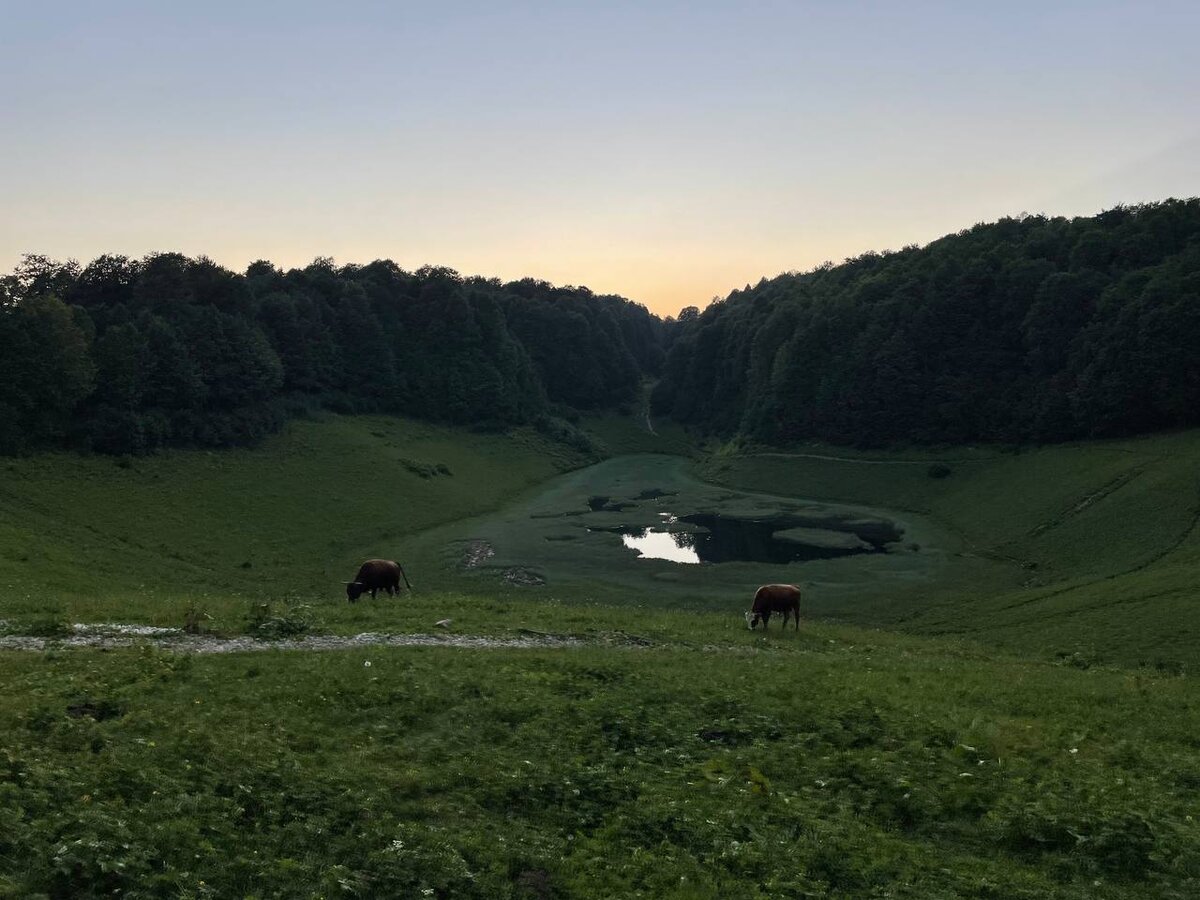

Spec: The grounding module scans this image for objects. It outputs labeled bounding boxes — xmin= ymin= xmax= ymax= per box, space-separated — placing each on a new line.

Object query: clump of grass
xmin=927 ymin=462 xmax=952 ymax=479
xmin=243 ymin=600 xmax=319 ymax=640
xmin=399 ymin=457 xmax=452 ymax=478
xmin=24 ymin=614 xmax=73 ymax=638
xmin=182 ymin=601 xmax=212 ymax=635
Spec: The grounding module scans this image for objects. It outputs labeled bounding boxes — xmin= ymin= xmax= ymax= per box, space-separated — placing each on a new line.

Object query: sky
xmin=1 ymin=1 xmax=1198 ymax=316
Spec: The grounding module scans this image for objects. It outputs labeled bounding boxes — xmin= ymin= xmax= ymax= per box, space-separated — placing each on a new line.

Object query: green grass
xmin=701 ymin=431 xmax=1200 ymax=666
xmin=4 ymin=414 xmax=1200 ymax=896
xmin=418 ymin=452 xmax=987 ymax=613
xmin=582 ymin=410 xmax=696 ymax=457
xmin=2 ymin=626 xmax=1198 ymax=899
xmin=0 ymin=415 xmax=589 ymax=627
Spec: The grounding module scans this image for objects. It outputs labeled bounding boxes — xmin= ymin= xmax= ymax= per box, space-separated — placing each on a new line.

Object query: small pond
xmin=594 ymin=511 xmax=904 ymax=565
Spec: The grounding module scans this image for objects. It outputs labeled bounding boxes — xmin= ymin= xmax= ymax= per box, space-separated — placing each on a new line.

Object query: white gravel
xmin=0 ymin=623 xmax=582 ymax=654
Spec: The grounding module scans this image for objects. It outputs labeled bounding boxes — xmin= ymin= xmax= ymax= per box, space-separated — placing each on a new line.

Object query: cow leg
xmin=370 ymin=587 xmax=378 ymax=600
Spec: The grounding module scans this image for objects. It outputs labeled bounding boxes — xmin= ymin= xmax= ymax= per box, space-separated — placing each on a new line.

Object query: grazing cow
xmin=345 ymin=559 xmax=412 ymax=602
xmin=745 ymin=583 xmax=801 ymax=630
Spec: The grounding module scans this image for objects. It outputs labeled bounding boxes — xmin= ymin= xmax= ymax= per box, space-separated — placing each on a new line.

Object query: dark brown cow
xmin=346 ymin=559 xmax=412 ymax=602
xmin=746 ymin=583 xmax=801 ymax=630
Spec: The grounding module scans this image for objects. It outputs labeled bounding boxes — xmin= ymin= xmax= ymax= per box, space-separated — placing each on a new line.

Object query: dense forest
xmin=5 ymin=200 xmax=1199 ymax=456
xmin=654 ymin=199 xmax=1200 ymax=446
xmin=0 ymin=255 xmax=666 ymax=454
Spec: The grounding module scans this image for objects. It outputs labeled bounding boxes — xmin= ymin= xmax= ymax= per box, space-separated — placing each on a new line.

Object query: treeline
xmin=0 ymin=255 xmax=666 ymax=454
xmin=654 ymin=199 xmax=1200 ymax=446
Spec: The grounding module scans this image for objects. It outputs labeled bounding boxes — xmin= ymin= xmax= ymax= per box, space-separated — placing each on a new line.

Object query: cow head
xmin=345 ymin=581 xmax=365 ymax=602
xmin=745 ymin=610 xmax=762 ymax=630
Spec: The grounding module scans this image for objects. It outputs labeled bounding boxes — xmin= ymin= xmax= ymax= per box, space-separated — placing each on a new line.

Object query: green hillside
xmin=2 ymin=414 xmax=1198 ymax=668
xmin=655 ymin=200 xmax=1200 ymax=447
xmin=2 ymin=416 xmax=1200 ymax=896
xmin=0 ymin=415 xmax=589 ymax=628
xmin=702 ymin=430 xmax=1200 ymax=667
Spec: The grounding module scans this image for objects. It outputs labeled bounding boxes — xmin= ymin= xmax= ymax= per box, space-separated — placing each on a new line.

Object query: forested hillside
xmin=0 ymin=256 xmax=665 ymax=454
xmin=654 ymin=199 xmax=1200 ymax=446
xmin=6 ymin=200 xmax=1200 ymax=456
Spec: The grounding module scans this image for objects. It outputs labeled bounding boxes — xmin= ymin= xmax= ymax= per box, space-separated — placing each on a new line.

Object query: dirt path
xmin=0 ymin=623 xmax=582 ymax=654
xmin=0 ymin=622 xmax=797 ymax=655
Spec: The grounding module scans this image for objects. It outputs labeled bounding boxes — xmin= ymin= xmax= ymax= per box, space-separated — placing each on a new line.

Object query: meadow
xmin=2 ymin=414 xmax=1199 ymax=897
xmin=3 ymin=620 xmax=1199 ymax=899
xmin=702 ymin=431 xmax=1200 ymax=667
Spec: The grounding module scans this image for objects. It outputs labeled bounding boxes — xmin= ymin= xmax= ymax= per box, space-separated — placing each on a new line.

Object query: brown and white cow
xmin=745 ymin=583 xmax=801 ymax=630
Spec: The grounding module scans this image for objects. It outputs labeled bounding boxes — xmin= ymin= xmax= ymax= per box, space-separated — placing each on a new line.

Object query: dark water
xmin=595 ymin=511 xmax=903 ymax=565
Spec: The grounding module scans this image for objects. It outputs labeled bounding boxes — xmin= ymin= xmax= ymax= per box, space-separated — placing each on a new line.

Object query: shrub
xmin=25 ymin=614 xmax=73 ymax=638
xmin=243 ymin=601 xmax=318 ymax=640
xmin=536 ymin=415 xmax=598 ymax=455
xmin=183 ymin=601 xmax=211 ymax=635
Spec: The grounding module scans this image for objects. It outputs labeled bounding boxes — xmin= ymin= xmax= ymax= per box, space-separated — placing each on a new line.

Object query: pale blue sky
xmin=2 ymin=1 xmax=1197 ymax=313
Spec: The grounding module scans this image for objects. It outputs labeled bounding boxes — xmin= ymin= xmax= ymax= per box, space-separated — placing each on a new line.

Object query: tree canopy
xmin=6 ymin=200 xmax=1200 ymax=455
xmin=653 ymin=200 xmax=1200 ymax=447
xmin=0 ymin=255 xmax=666 ymax=454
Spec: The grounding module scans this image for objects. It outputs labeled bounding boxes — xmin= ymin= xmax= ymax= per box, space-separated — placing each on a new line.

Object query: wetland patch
xmin=595 ymin=511 xmax=904 ymax=565
xmin=438 ymin=453 xmax=949 ymax=604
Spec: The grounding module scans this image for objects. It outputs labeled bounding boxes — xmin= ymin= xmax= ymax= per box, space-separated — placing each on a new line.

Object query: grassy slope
xmin=0 ymin=415 xmax=587 ymax=627
xmin=701 ymin=431 xmax=1200 ymax=667
xmin=2 ymin=417 xmax=1200 ymax=896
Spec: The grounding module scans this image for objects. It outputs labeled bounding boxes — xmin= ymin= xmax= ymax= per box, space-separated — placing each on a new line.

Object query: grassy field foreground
xmin=1 ymin=625 xmax=1197 ymax=899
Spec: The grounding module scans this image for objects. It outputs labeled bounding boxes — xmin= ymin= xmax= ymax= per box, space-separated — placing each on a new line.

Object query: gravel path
xmin=0 ymin=623 xmax=582 ymax=654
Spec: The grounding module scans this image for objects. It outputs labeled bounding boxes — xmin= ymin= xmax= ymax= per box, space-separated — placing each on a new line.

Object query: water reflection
xmin=597 ymin=510 xmax=903 ymax=565
xmin=621 ymin=529 xmax=701 ymax=564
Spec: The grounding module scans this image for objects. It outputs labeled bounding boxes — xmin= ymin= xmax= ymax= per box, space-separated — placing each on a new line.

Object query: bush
xmin=24 ymin=614 xmax=73 ymax=638
xmin=536 ymin=415 xmax=598 ymax=455
xmin=927 ymin=463 xmax=952 ymax=479
xmin=243 ymin=601 xmax=318 ymax=641
xmin=183 ymin=601 xmax=211 ymax=635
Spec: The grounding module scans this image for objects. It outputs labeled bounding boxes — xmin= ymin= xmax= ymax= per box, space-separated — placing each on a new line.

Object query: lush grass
xmin=701 ymin=431 xmax=1200 ymax=666
xmin=582 ymin=410 xmax=696 ymax=458
xmin=4 ymin=416 xmax=1200 ymax=896
xmin=0 ymin=415 xmax=588 ymax=627
xmin=3 ymin=416 xmax=1199 ymax=666
xmin=2 ymin=623 xmax=1198 ymax=899
xmin=419 ymin=452 xmax=987 ymax=613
